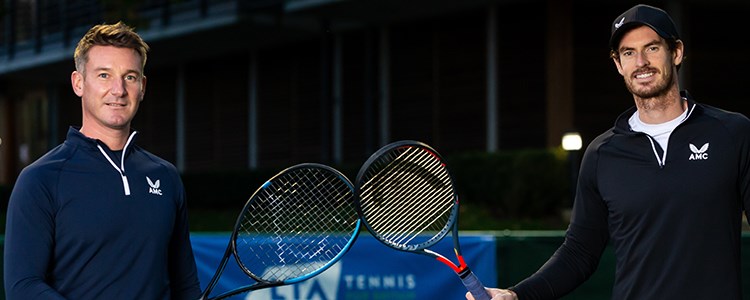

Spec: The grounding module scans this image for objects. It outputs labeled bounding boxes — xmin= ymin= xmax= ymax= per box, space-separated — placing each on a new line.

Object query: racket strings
xmin=370 ymin=152 xmax=447 ymax=240
xmin=360 ymin=146 xmax=455 ymax=249
xmin=235 ymin=167 xmax=356 ymax=281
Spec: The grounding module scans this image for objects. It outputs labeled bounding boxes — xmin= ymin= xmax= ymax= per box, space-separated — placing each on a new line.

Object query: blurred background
xmin=0 ymin=0 xmax=749 ymax=298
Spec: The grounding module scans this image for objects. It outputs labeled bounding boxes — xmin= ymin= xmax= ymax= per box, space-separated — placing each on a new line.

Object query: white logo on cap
xmin=615 ymin=17 xmax=625 ymax=29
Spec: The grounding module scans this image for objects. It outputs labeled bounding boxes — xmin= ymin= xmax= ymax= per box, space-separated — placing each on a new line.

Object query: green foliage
xmin=181 ymin=149 xmax=574 ymax=231
xmin=0 ymin=149 xmax=574 ymax=232
xmin=447 ymin=148 xmax=571 ymax=220
xmin=0 ymin=185 xmax=10 ymax=233
xmin=0 ymin=185 xmax=10 ymax=211
xmin=188 ymin=209 xmax=238 ymax=232
xmin=181 ymin=168 xmax=279 ymax=210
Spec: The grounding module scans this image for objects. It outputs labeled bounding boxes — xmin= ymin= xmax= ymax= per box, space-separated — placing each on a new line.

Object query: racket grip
xmin=460 ymin=269 xmax=492 ymax=300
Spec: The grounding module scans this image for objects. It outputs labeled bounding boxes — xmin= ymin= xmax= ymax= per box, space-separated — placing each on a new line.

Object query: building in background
xmin=1 ymin=0 xmax=749 ymax=185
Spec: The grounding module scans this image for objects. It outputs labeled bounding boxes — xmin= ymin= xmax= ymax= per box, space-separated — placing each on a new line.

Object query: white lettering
xmin=368 ymin=276 xmax=381 ymax=289
xmin=343 ymin=274 xmax=417 ymax=290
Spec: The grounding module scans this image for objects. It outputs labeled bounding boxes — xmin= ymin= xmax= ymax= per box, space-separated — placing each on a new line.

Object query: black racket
xmin=199 ymin=163 xmax=360 ymax=300
xmin=354 ymin=140 xmax=491 ymax=300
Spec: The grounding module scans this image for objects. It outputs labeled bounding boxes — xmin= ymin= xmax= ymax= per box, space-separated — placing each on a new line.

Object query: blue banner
xmin=192 ymin=232 xmax=497 ymax=300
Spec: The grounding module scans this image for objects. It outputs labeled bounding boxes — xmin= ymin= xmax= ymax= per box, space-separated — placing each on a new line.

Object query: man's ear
xmin=612 ymin=57 xmax=625 ymax=76
xmin=71 ymin=71 xmax=84 ymax=97
xmin=673 ymin=40 xmax=684 ymax=66
xmin=139 ymin=75 xmax=147 ymax=102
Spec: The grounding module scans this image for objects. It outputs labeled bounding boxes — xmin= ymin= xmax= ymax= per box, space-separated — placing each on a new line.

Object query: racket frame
xmin=355 ymin=141 xmax=463 ymax=264
xmin=354 ymin=140 xmax=490 ymax=300
xmin=199 ymin=163 xmax=360 ymax=300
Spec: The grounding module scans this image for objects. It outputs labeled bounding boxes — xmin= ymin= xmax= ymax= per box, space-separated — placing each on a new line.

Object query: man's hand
xmin=466 ymin=288 xmax=518 ymax=300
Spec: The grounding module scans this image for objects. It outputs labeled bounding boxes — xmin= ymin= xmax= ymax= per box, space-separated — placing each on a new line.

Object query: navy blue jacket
xmin=513 ymin=92 xmax=750 ymax=299
xmin=4 ymin=127 xmax=201 ymax=299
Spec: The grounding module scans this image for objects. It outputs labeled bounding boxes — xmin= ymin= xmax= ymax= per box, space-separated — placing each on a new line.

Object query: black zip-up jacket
xmin=513 ymin=91 xmax=750 ymax=299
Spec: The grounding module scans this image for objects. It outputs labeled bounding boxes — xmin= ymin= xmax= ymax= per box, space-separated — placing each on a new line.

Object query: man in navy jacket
xmin=4 ymin=22 xmax=201 ymax=299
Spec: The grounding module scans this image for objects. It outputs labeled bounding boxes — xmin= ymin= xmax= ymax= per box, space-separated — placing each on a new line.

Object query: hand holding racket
xmin=354 ymin=140 xmax=492 ymax=300
xmin=199 ymin=163 xmax=360 ymax=300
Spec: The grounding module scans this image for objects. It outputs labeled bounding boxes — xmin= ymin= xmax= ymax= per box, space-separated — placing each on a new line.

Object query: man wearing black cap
xmin=468 ymin=4 xmax=750 ymax=300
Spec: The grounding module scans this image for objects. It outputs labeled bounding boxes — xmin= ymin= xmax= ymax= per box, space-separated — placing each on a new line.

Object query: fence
xmin=1 ymin=232 xmax=749 ymax=299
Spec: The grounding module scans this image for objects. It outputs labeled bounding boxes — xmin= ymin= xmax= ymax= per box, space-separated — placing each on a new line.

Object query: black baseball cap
xmin=609 ymin=4 xmax=680 ymax=50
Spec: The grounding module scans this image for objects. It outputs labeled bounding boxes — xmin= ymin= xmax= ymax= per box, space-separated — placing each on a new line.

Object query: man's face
xmin=613 ymin=26 xmax=682 ymax=99
xmin=72 ymin=45 xmax=146 ymax=132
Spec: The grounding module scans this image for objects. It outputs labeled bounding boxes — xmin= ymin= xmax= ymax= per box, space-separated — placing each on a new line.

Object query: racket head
xmin=230 ymin=163 xmax=360 ymax=286
xmin=355 ymin=140 xmax=459 ymax=252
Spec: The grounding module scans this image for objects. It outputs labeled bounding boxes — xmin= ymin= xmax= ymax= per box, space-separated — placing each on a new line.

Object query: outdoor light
xmin=561 ymin=132 xmax=582 ymax=151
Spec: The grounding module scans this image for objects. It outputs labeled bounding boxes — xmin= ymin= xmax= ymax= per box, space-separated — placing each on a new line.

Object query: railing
xmin=0 ymin=0 xmax=282 ymax=64
xmin=2 ymin=0 xmax=106 ymax=59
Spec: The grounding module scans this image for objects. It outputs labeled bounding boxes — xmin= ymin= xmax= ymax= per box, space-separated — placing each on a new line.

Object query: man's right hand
xmin=465 ymin=288 xmax=518 ymax=300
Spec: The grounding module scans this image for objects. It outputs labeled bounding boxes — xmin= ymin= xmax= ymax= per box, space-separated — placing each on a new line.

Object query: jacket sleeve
xmin=4 ymin=167 xmax=67 ymax=300
xmin=733 ymin=114 xmax=750 ymax=229
xmin=511 ymin=140 xmax=610 ymax=299
xmin=168 ymin=173 xmax=202 ymax=300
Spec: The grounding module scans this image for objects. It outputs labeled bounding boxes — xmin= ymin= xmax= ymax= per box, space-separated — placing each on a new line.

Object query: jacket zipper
xmin=97 ymin=132 xmax=138 ymax=196
xmin=644 ymin=135 xmax=667 ymax=168
xmin=641 ymin=103 xmax=697 ymax=168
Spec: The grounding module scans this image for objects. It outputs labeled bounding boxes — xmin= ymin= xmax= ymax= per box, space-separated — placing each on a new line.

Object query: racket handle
xmin=460 ymin=269 xmax=492 ymax=300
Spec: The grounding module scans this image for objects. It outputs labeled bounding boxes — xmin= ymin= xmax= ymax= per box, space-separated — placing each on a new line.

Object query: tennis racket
xmin=199 ymin=163 xmax=360 ymax=300
xmin=354 ymin=140 xmax=491 ymax=300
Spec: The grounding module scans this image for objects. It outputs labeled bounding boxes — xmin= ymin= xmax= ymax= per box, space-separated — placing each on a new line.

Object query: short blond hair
xmin=73 ymin=21 xmax=149 ymax=74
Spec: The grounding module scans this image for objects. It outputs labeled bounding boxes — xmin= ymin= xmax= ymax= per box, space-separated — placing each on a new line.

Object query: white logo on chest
xmin=147 ymin=176 xmax=163 ymax=195
xmin=688 ymin=143 xmax=709 ymax=160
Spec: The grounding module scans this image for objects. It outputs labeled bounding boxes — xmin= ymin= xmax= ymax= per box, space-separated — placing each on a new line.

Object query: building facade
xmin=1 ymin=0 xmax=749 ymax=185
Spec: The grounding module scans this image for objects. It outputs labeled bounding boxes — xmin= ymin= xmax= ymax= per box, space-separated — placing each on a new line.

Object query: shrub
xmin=447 ymin=148 xmax=570 ymax=219
xmin=181 ymin=149 xmax=573 ymax=225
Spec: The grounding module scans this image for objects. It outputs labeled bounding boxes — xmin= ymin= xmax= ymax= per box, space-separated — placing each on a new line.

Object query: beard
xmin=624 ymin=65 xmax=677 ymax=111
